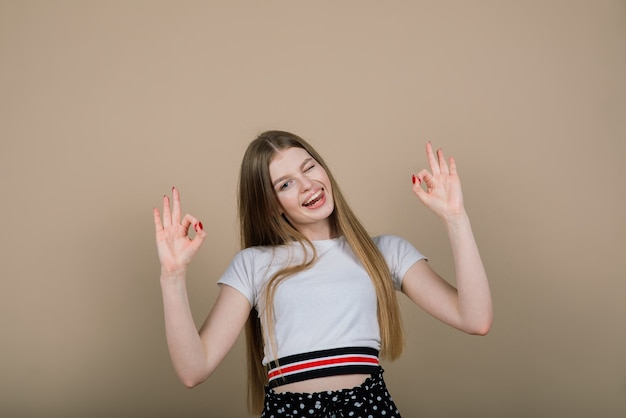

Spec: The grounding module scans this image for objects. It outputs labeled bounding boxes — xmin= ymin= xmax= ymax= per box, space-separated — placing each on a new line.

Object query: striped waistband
xmin=267 ymin=347 xmax=380 ymax=388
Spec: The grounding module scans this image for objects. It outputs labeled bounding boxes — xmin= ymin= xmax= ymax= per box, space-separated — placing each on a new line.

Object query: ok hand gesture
xmin=153 ymin=187 xmax=207 ymax=274
xmin=412 ymin=142 xmax=465 ymax=221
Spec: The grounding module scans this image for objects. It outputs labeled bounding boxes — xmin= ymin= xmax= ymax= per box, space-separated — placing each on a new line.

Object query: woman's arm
xmin=161 ymin=277 xmax=250 ymax=387
xmin=403 ymin=143 xmax=492 ymax=335
xmin=154 ymin=188 xmax=250 ymax=387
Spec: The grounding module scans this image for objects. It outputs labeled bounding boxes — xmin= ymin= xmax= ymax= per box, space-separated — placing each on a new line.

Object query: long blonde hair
xmin=238 ymin=131 xmax=404 ymax=413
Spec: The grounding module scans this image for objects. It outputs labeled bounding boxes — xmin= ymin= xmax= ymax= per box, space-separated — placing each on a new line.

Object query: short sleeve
xmin=374 ymin=235 xmax=427 ymax=290
xmin=217 ymin=249 xmax=258 ymax=307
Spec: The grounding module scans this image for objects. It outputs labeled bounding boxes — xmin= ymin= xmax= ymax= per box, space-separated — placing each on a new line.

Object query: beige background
xmin=1 ymin=1 xmax=625 ymax=417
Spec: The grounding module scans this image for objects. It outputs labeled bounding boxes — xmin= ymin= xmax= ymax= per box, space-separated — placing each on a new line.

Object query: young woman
xmin=153 ymin=130 xmax=492 ymax=417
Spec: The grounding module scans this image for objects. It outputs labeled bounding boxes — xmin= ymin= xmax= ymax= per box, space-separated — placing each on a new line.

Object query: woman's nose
xmin=300 ymin=175 xmax=313 ymax=191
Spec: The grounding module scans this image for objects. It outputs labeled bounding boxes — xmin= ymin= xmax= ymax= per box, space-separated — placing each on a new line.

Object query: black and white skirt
xmin=261 ymin=366 xmax=401 ymax=418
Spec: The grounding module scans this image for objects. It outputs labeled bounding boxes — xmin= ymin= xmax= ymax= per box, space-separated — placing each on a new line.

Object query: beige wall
xmin=1 ymin=1 xmax=625 ymax=417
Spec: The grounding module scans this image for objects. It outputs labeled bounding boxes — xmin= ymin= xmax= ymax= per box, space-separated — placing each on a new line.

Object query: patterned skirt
xmin=260 ymin=367 xmax=401 ymax=418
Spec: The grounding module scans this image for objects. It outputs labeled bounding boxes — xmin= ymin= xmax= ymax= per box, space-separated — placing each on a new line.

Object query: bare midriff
xmin=273 ymin=373 xmax=371 ymax=394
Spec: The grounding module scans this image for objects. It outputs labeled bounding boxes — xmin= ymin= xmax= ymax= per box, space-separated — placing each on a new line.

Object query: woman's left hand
xmin=412 ymin=142 xmax=465 ymax=220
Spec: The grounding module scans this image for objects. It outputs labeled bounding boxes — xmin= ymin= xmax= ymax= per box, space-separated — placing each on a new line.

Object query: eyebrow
xmin=272 ymin=157 xmax=313 ymax=187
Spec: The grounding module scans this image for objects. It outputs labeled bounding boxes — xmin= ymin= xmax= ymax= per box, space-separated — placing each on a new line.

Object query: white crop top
xmin=217 ymin=234 xmax=426 ymax=365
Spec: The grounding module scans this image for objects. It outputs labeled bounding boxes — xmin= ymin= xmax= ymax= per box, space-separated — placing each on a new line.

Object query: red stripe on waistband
xmin=268 ymin=354 xmax=379 ymax=381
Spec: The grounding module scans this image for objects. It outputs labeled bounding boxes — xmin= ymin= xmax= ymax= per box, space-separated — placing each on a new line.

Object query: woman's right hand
xmin=153 ymin=187 xmax=207 ymax=275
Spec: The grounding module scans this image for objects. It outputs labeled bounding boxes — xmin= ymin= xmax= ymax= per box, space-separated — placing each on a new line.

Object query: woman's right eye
xmin=279 ymin=180 xmax=292 ymax=191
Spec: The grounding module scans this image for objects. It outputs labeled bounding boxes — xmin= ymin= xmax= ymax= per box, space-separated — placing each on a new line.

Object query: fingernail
xmin=412 ymin=175 xmax=416 ymax=184
xmin=197 ymin=222 xmax=203 ymax=231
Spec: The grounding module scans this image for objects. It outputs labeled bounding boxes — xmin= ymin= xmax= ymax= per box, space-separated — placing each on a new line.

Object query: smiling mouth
xmin=303 ymin=189 xmax=324 ymax=207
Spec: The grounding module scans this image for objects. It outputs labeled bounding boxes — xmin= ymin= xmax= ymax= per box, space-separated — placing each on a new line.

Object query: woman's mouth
xmin=303 ymin=189 xmax=325 ymax=208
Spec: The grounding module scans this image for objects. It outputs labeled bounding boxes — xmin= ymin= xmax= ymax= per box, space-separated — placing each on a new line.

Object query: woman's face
xmin=269 ymin=147 xmax=335 ymax=240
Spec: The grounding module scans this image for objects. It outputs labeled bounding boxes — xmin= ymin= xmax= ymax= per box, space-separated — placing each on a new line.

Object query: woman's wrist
xmin=160 ymin=266 xmax=187 ymax=282
xmin=441 ymin=208 xmax=470 ymax=227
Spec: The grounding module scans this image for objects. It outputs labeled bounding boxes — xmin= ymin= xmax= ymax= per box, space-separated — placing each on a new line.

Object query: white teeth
xmin=303 ymin=190 xmax=323 ymax=206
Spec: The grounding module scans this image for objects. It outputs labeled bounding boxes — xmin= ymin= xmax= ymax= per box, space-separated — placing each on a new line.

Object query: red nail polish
xmin=198 ymin=222 xmax=203 ymax=230
xmin=412 ymin=175 xmax=416 ymax=184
